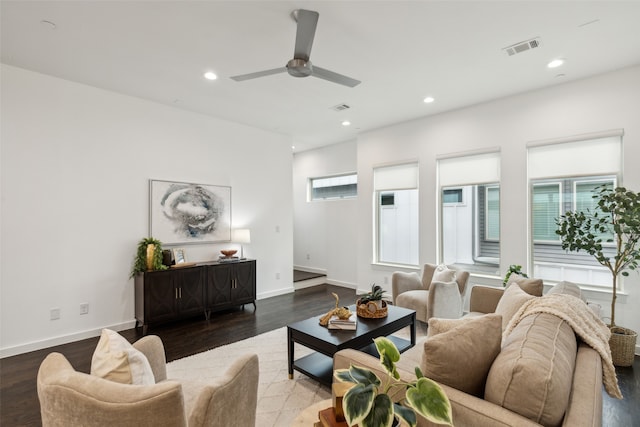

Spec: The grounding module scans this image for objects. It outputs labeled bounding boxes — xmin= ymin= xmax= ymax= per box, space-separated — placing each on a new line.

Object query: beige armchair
xmin=37 ymin=335 xmax=259 ymax=427
xmin=392 ymin=263 xmax=469 ymax=323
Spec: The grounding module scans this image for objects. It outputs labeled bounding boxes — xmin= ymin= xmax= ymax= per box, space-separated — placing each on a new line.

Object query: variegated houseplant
xmin=334 ymin=337 xmax=452 ymax=427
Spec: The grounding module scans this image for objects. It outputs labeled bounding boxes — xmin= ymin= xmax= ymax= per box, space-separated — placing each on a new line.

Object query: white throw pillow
xmin=432 ymin=264 xmax=456 ymax=283
xmin=91 ymin=329 xmax=155 ymax=385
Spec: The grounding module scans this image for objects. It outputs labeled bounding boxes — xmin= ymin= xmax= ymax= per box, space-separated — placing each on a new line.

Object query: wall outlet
xmin=275 ymin=225 xmax=280 ymax=233
xmin=80 ymin=303 xmax=89 ymax=315
xmin=306 ymin=253 xmax=310 ymax=260
xmin=384 ymin=276 xmax=389 ymax=285
xmin=275 ymin=272 xmax=280 ymax=280
xmin=50 ymin=308 xmax=60 ymax=320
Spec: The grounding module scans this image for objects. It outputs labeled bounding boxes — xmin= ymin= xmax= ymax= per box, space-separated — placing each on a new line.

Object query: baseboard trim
xmin=0 ymin=320 xmax=137 ymax=359
xmin=257 ymin=286 xmax=295 ymax=300
xmin=293 ymin=265 xmax=327 ymax=275
xmin=294 ymin=277 xmax=327 ymax=289
xmin=326 ymin=279 xmax=358 ymax=290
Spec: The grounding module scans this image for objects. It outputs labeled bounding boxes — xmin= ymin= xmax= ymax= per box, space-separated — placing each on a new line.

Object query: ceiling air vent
xmin=331 ymin=103 xmax=350 ymax=111
xmin=503 ymin=38 xmax=541 ymax=56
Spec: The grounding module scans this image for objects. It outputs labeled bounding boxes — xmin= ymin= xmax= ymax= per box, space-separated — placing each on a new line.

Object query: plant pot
xmin=146 ymin=244 xmax=155 ymax=271
xmin=609 ymin=326 xmax=638 ymax=367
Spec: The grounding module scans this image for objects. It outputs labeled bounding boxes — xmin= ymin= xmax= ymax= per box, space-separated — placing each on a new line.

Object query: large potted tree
xmin=556 ymin=186 xmax=639 ymax=366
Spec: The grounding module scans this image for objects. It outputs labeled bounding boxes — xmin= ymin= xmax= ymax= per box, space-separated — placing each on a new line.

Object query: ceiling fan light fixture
xmin=204 ymin=71 xmax=218 ymax=80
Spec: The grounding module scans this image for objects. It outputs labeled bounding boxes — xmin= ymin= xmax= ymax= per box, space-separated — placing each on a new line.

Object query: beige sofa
xmin=37 ymin=335 xmax=259 ymax=427
xmin=334 ymin=281 xmax=604 ymax=427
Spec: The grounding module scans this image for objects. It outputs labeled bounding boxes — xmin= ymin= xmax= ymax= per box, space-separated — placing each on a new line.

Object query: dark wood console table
xmin=135 ymin=259 xmax=256 ymax=333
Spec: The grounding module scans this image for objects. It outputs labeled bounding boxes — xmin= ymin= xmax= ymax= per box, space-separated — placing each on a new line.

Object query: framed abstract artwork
xmin=149 ymin=180 xmax=231 ymax=245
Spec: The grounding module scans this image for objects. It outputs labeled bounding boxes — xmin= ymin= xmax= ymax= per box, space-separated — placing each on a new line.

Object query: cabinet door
xmin=176 ymin=268 xmax=205 ymax=317
xmin=206 ymin=264 xmax=233 ymax=309
xmin=145 ymin=271 xmax=178 ymax=323
xmin=232 ymin=261 xmax=256 ymax=304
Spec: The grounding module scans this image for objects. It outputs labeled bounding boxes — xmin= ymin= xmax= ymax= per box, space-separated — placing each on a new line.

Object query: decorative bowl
xmin=220 ymin=249 xmax=237 ymax=257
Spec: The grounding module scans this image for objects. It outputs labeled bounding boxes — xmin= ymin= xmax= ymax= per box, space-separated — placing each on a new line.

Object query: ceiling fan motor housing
xmin=287 ymin=58 xmax=313 ymax=77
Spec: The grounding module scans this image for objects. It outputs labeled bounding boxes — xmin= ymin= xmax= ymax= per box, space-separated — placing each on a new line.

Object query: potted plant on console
xmin=335 ymin=337 xmax=452 ymax=427
xmin=130 ymin=237 xmax=168 ymax=278
xmin=556 ymin=185 xmax=640 ymax=366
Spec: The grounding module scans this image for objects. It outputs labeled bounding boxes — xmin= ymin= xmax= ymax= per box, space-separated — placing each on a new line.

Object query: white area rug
xmin=166 ymin=324 xmax=422 ymax=426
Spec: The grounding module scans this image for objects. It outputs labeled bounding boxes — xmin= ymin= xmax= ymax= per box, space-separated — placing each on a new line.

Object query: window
xmin=374 ymin=163 xmax=418 ymax=266
xmin=527 ymin=133 xmax=622 ymax=287
xmin=532 ymin=182 xmax=561 ymax=242
xmin=309 ymin=173 xmax=357 ymax=201
xmin=443 ymin=188 xmax=463 ymax=204
xmin=438 ymin=151 xmax=501 ymax=275
xmin=485 ymin=186 xmax=500 ymax=241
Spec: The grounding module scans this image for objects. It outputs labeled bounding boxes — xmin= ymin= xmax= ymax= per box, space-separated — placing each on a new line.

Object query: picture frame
xmin=173 ymin=248 xmax=186 ymax=264
xmin=149 ymin=179 xmax=232 ymax=245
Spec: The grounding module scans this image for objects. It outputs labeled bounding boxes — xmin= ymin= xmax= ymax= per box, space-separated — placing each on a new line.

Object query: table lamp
xmin=232 ymin=229 xmax=251 ymax=259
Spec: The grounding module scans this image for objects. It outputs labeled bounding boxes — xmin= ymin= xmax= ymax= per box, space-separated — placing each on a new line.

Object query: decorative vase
xmin=610 ymin=326 xmax=638 ymax=367
xmin=146 ymin=244 xmax=155 ymax=271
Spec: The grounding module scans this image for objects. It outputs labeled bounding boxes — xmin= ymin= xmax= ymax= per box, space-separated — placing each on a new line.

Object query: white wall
xmin=293 ymin=141 xmax=358 ymax=288
xmin=0 ymin=65 xmax=294 ymax=357
xmin=355 ymin=65 xmax=640 ymax=344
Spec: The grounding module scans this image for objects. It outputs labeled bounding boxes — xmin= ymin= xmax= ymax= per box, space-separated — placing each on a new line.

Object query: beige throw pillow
xmin=91 ymin=329 xmax=155 ymax=385
xmin=432 ymin=264 xmax=456 ymax=283
xmin=495 ymin=284 xmax=536 ymax=330
xmin=423 ymin=314 xmax=502 ymax=397
xmin=506 ymin=274 xmax=543 ymax=297
xmin=485 ymin=313 xmax=577 ymax=426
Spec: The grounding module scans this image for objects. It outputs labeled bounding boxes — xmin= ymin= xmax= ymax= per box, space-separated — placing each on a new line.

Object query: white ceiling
xmin=2 ymin=1 xmax=640 ymax=152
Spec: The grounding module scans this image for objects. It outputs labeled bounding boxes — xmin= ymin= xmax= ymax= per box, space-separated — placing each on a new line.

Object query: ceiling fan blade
xmin=293 ymin=9 xmax=319 ymax=61
xmin=312 ymin=66 xmax=361 ymax=87
xmin=230 ymin=67 xmax=287 ymax=82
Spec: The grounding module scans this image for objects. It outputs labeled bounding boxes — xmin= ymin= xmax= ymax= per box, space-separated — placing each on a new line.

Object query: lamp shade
xmin=232 ymin=229 xmax=251 ymax=244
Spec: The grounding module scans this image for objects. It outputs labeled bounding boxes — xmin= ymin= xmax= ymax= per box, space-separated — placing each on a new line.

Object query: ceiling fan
xmin=230 ymin=9 xmax=361 ymax=88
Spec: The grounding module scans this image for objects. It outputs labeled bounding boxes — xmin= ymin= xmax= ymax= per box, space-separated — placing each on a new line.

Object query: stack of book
xmin=328 ymin=313 xmax=357 ymax=330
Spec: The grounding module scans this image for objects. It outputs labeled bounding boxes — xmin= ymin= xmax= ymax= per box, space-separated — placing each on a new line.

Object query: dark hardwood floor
xmin=1 ymin=284 xmax=637 ymax=426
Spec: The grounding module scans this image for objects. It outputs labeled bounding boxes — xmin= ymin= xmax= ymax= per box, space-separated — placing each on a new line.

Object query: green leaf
xmin=343 ymin=383 xmax=376 ymax=426
xmin=334 ymin=369 xmax=355 ymax=383
xmin=394 ymin=403 xmax=417 ymax=427
xmin=346 ymin=364 xmax=381 ymax=387
xmin=360 ymin=394 xmax=394 ymax=427
xmin=405 ymin=377 xmax=453 ymax=426
xmin=374 ymin=337 xmax=401 ymax=379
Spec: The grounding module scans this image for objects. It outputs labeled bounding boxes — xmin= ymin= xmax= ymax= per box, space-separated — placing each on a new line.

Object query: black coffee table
xmin=287 ymin=304 xmax=416 ymax=386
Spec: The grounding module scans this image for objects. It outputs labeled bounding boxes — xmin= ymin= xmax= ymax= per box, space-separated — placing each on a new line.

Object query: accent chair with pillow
xmin=37 ymin=330 xmax=259 ymax=427
xmin=392 ymin=263 xmax=470 ymax=323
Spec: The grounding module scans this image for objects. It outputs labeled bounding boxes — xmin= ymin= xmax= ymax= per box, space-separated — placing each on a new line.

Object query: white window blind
xmin=374 ymin=163 xmax=418 ymax=191
xmin=438 ymin=151 xmax=500 ymax=187
xmin=528 ymin=136 xmax=621 ymax=179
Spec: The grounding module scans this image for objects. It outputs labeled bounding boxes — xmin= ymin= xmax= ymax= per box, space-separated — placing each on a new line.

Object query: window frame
xmin=373 ymin=162 xmax=419 ymax=267
xmin=308 ymin=172 xmax=357 ymax=201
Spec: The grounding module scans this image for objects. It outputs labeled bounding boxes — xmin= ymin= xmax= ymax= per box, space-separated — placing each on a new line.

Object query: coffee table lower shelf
xmin=292 ymin=335 xmax=411 ymax=386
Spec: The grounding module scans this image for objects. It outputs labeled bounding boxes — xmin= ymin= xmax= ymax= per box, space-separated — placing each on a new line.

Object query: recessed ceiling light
xmin=342 ymin=120 xmax=351 ymax=127
xmin=547 ymin=59 xmax=564 ymax=69
xmin=291 ymin=145 xmax=296 ymax=150
xmin=204 ymin=71 xmax=217 ymax=80
xmin=423 ymin=96 xmax=435 ymax=103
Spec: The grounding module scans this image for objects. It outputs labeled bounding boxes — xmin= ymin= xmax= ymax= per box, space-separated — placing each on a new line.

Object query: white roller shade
xmin=374 ymin=163 xmax=418 ymax=191
xmin=528 ymin=136 xmax=621 ymax=179
xmin=438 ymin=151 xmax=500 ymax=187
